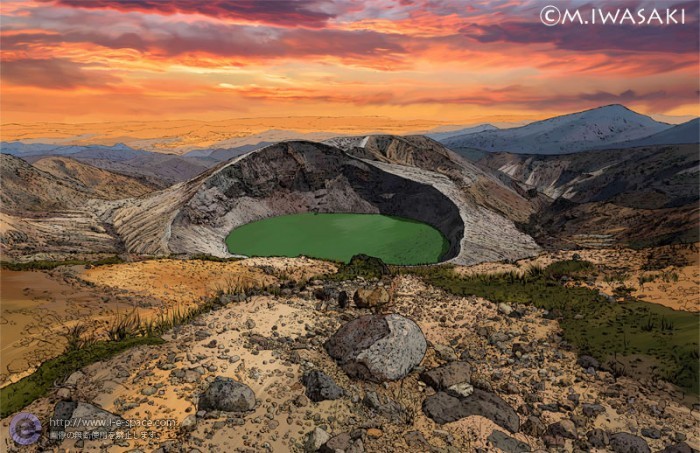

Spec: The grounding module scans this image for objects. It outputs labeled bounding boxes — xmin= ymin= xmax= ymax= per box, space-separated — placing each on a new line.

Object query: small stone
xmin=582 ymin=403 xmax=605 ymax=417
xmin=141 ymin=386 xmax=157 ymax=396
xmin=640 ymin=428 xmax=661 ymax=439
xmin=198 ymin=376 xmax=256 ymax=412
xmin=302 ymin=370 xmax=344 ymax=402
xmin=181 ymin=415 xmax=197 ymax=432
xmin=366 ymin=428 xmax=382 ymax=439
xmin=294 ymin=394 xmax=310 ymax=407
xmin=498 ymin=303 xmax=513 ymax=315
xmin=446 ymin=382 xmax=473 ymax=398
xmin=57 ymin=388 xmax=72 ymax=400
xmin=305 ymin=427 xmax=331 ymax=452
xmin=63 ymin=371 xmax=84 ymax=388
xmin=547 ymin=420 xmax=577 ymax=439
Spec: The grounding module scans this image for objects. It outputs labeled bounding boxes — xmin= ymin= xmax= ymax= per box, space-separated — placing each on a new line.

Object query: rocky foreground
xmin=1 ymin=258 xmax=698 ymax=452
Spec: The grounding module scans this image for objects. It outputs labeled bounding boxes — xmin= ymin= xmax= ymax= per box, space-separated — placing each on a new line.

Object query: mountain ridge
xmin=442 ymin=104 xmax=673 ymax=155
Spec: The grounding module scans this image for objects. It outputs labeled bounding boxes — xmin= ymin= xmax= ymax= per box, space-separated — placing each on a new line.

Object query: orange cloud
xmin=0 ymin=0 xmax=697 ymax=123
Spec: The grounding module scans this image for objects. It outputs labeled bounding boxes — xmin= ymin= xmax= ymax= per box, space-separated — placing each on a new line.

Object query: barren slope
xmin=32 ymin=157 xmax=158 ymax=199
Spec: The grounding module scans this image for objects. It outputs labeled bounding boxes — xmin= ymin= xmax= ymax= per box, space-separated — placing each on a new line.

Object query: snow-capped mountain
xmin=606 ymin=118 xmax=699 ymax=148
xmin=441 ymin=104 xmax=672 ymax=155
xmin=425 ymin=124 xmax=498 ymax=142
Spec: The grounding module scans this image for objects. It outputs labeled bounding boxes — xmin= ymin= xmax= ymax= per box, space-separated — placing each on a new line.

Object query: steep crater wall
xmin=167 ymin=141 xmax=464 ymax=260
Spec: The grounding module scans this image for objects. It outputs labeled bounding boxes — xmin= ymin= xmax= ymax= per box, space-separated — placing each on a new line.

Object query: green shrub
xmin=327 ymin=254 xmax=391 ymax=281
xmin=0 ymin=336 xmax=163 ymax=418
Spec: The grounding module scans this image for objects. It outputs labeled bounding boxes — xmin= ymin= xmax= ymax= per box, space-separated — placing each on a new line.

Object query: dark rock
xmin=422 ymin=389 xmax=519 ymax=433
xmin=587 ymin=429 xmax=609 ymax=448
xmin=539 ymin=403 xmax=561 ymax=413
xmin=338 ymin=291 xmax=349 ymax=309
xmin=460 ymin=347 xmax=486 ymax=361
xmin=577 ymin=355 xmax=600 ymax=370
xmin=419 ymin=361 xmax=471 ymax=390
xmin=247 ymin=334 xmax=277 ymax=350
xmin=511 ymin=343 xmax=532 ymax=356
xmin=658 ymin=442 xmax=694 ymax=453
xmin=640 ymin=428 xmax=661 ymax=439
xmin=543 ymin=435 xmax=566 ymax=448
xmin=567 ymin=392 xmax=580 ymax=406
xmin=500 ymin=382 xmax=519 ymax=395
xmin=294 ymin=394 xmax=310 ymax=407
xmin=50 ymin=401 xmax=78 ymax=439
xmin=548 ymin=419 xmax=577 ymax=439
xmin=582 ymin=403 xmax=605 ymax=417
xmin=570 ymin=414 xmax=587 ymax=430
xmin=198 ymin=377 xmax=256 ymax=412
xmin=609 ymin=432 xmax=651 ymax=453
xmin=194 ymin=330 xmax=211 ymax=340
xmin=488 ymin=430 xmax=531 ymax=452
xmin=302 ymin=370 xmax=344 ymax=402
xmin=325 ymin=314 xmax=426 ymax=382
xmin=471 ymin=376 xmax=494 ymax=392
xmin=314 ymin=286 xmax=334 ymax=301
xmin=672 ymin=433 xmax=687 ymax=443
xmin=521 ymin=416 xmax=546 ymax=437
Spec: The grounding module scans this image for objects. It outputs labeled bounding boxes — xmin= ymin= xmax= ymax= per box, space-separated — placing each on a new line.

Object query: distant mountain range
xmin=2 ymin=143 xmax=214 ymax=187
xmin=425 ymin=124 xmax=498 ymax=142
xmin=440 ymin=104 xmax=693 ymax=155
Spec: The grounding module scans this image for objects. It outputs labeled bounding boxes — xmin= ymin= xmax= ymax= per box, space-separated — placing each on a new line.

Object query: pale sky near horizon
xmin=1 ymin=0 xmax=698 ymax=125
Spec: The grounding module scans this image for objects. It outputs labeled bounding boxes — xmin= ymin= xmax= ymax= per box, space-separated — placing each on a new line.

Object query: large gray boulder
xmin=325 ymin=314 xmax=427 ymax=382
xmin=50 ymin=401 xmax=126 ymax=440
xmin=423 ymin=389 xmax=520 ymax=433
xmin=198 ymin=376 xmax=256 ymax=412
xmin=609 ymin=433 xmax=651 ymax=453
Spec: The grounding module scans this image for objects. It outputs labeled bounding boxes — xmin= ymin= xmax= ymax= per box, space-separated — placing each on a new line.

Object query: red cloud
xmin=40 ymin=0 xmax=341 ymax=28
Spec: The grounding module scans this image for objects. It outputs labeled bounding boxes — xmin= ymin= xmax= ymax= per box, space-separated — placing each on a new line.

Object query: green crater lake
xmin=226 ymin=213 xmax=449 ymax=265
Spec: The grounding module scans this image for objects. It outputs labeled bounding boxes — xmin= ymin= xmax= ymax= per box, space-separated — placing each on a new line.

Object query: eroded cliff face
xmin=153 ymin=141 xmax=463 ymax=260
xmin=111 ymin=140 xmax=540 ymax=265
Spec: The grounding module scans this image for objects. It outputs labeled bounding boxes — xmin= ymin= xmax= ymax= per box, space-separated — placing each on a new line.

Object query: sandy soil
xmin=0 ymin=258 xmax=334 ymax=386
xmin=0 ymin=269 xmax=138 ymax=385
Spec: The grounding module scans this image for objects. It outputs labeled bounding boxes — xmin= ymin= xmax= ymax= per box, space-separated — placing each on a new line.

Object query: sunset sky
xmin=1 ymin=0 xmax=698 ymax=124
